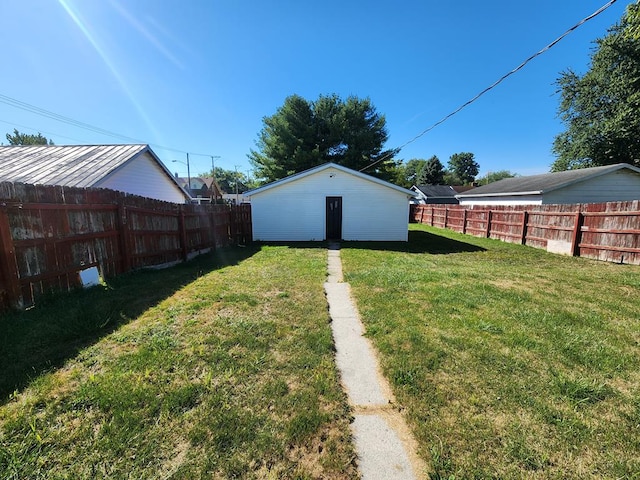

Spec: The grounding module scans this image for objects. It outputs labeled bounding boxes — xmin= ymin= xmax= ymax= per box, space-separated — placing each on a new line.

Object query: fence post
xmin=0 ymin=206 xmax=22 ymax=308
xmin=462 ymin=209 xmax=467 ymax=234
xmin=419 ymin=206 xmax=424 ymax=224
xmin=209 ymin=207 xmax=217 ymax=250
xmin=444 ymin=207 xmax=448 ymax=229
xmin=485 ymin=210 xmax=492 ymax=238
xmin=521 ymin=211 xmax=529 ymax=245
xmin=117 ymin=202 xmax=132 ymax=273
xmin=430 ymin=207 xmax=434 ymax=226
xmin=178 ymin=207 xmax=188 ymax=261
xmin=571 ymin=211 xmax=584 ymax=257
xmin=246 ymin=204 xmax=252 ymax=242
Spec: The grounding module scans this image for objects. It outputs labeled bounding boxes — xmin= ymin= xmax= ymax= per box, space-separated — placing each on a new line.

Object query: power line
xmin=0 ymin=118 xmax=89 ymax=144
xmin=360 ymin=0 xmax=619 ymax=172
xmin=0 ymin=93 xmax=219 ymax=158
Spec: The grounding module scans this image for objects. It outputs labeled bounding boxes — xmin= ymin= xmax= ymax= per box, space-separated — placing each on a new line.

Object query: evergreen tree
xmin=417 ymin=155 xmax=445 ymax=184
xmin=248 ymin=94 xmax=397 ymax=182
xmin=5 ymin=129 xmax=54 ymax=145
xmin=447 ymin=152 xmax=479 ymax=184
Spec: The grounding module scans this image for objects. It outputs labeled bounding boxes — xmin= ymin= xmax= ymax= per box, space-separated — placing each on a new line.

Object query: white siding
xmin=458 ymin=194 xmax=543 ymax=206
xmin=251 ymin=167 xmax=410 ymax=241
xmin=544 ymin=170 xmax=640 ymax=204
xmin=95 ymin=152 xmax=187 ymax=203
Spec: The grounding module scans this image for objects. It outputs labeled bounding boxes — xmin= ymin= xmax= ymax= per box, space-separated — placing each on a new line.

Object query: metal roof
xmin=0 ymin=144 xmax=153 ymax=188
xmin=246 ymin=162 xmax=416 ymax=197
xmin=457 ymin=163 xmax=640 ymax=197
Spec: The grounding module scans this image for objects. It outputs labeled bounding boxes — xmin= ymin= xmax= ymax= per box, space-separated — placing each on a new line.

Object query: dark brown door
xmin=326 ymin=197 xmax=342 ymax=240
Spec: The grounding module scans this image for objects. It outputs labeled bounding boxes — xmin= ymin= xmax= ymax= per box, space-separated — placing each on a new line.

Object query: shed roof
xmin=0 ymin=144 xmax=185 ymax=194
xmin=457 ymin=163 xmax=640 ymax=198
xmin=246 ymin=162 xmax=415 ymax=197
xmin=413 ymin=185 xmax=458 ymax=198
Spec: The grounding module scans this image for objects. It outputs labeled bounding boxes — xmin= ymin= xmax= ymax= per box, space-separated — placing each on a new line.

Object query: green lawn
xmin=0 ymin=245 xmax=357 ymax=479
xmin=2 ymin=226 xmax=639 ymax=479
xmin=341 ymin=224 xmax=640 ymax=479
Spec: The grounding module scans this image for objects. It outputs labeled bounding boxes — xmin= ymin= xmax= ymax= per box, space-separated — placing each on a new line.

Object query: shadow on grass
xmin=343 ymin=230 xmax=486 ymax=254
xmin=256 ymin=231 xmax=485 ymax=255
xmin=0 ymin=245 xmax=260 ymax=404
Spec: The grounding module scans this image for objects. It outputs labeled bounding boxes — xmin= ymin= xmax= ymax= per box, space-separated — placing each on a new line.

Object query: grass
xmin=341 ymin=224 xmax=640 ymax=479
xmin=3 ymin=225 xmax=639 ymax=479
xmin=0 ymin=245 xmax=357 ymax=479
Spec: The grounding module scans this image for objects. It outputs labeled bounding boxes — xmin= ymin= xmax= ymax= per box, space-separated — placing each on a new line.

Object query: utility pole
xmin=211 ymin=155 xmax=221 ymax=200
xmin=171 ymin=154 xmax=192 ymax=198
xmin=234 ymin=165 xmax=240 ymax=205
xmin=210 ymin=155 xmax=220 ymax=177
xmin=186 ymin=153 xmax=191 ymax=195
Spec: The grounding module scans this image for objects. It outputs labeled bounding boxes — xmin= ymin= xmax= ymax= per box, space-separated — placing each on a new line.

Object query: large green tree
xmin=5 ymin=129 xmax=54 ymax=145
xmin=417 ymin=155 xmax=445 ymax=184
xmin=248 ymin=94 xmax=398 ymax=182
xmin=447 ymin=152 xmax=479 ymax=184
xmin=552 ymin=4 xmax=640 ymax=171
xmin=400 ymin=158 xmax=427 ymax=187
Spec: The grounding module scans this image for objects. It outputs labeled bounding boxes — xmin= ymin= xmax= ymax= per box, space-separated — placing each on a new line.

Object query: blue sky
xmin=0 ymin=0 xmax=632 ymax=180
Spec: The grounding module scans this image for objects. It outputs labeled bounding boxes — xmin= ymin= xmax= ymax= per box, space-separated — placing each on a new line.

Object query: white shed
xmin=0 ymin=144 xmax=190 ymax=203
xmin=457 ymin=163 xmax=640 ymax=206
xmin=246 ymin=163 xmax=415 ymax=241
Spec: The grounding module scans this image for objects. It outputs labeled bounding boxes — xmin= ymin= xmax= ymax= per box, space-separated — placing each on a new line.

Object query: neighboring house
xmin=202 ymin=177 xmax=223 ymax=200
xmin=246 ymin=162 xmax=415 ymax=241
xmin=457 ymin=163 xmax=640 ymax=206
xmin=0 ymin=144 xmax=190 ymax=203
xmin=174 ymin=175 xmax=223 ymax=202
xmin=411 ymin=185 xmax=459 ymax=204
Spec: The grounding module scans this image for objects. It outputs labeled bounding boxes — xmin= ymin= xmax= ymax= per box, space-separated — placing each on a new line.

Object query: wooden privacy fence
xmin=0 ymin=182 xmax=252 ymax=310
xmin=411 ymin=201 xmax=640 ymax=265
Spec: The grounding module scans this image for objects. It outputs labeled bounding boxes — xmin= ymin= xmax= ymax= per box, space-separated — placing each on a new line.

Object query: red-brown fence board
xmin=0 ymin=182 xmax=252 ymax=310
xmin=411 ymin=201 xmax=640 ymax=265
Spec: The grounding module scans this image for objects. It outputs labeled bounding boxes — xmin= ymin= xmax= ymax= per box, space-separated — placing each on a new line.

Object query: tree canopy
xmin=399 ymin=159 xmax=427 ymax=187
xmin=5 ymin=129 xmax=54 ymax=145
xmin=393 ymin=153 xmax=478 ymax=187
xmin=201 ymin=167 xmax=254 ymax=194
xmin=552 ymin=4 xmax=640 ymax=171
xmin=248 ymin=94 xmax=398 ymax=182
xmin=476 ymin=170 xmax=517 ymax=185
xmin=446 ymin=152 xmax=479 ymax=184
xmin=418 ymin=156 xmax=445 ymax=185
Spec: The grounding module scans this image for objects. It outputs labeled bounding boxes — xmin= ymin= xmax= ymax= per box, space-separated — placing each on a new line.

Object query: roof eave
xmin=246 ymin=162 xmax=415 ymax=197
xmin=456 ymin=190 xmax=542 ymax=198
xmin=96 ymin=145 xmax=192 ymax=200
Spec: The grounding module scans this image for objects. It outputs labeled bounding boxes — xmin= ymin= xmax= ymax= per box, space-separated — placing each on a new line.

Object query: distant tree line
xmin=247 ymin=93 xmax=522 ymax=188
xmin=395 ymin=153 xmax=476 ymax=188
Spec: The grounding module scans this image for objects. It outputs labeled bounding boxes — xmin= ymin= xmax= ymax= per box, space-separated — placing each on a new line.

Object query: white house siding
xmin=95 ymin=151 xmax=187 ymax=203
xmin=251 ymin=167 xmax=410 ymax=241
xmin=544 ymin=170 xmax=640 ymax=204
xmin=458 ymin=194 xmax=543 ymax=206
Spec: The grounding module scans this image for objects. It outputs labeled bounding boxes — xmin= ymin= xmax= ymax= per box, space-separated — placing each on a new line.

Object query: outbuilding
xmin=246 ymin=163 xmax=415 ymax=241
xmin=0 ymin=144 xmax=191 ymax=203
xmin=457 ymin=163 xmax=640 ymax=206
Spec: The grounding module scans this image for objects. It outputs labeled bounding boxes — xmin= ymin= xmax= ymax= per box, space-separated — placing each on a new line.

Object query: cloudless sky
xmin=0 ymin=0 xmax=632 ymax=180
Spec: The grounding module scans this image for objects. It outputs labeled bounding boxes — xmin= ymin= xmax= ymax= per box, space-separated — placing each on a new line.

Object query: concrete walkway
xmin=324 ymin=243 xmax=426 ymax=479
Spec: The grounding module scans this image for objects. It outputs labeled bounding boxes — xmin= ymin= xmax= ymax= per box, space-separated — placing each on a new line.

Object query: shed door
xmin=326 ymin=197 xmax=342 ymax=240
